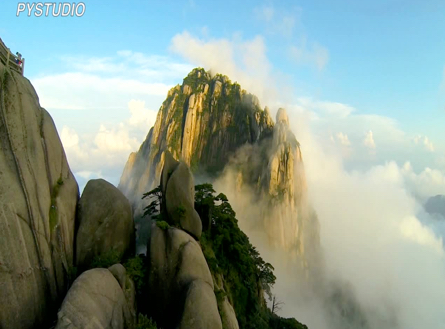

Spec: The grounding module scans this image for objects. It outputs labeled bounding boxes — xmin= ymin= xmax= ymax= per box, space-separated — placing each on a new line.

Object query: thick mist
xmin=213 ymin=112 xmax=445 ymax=329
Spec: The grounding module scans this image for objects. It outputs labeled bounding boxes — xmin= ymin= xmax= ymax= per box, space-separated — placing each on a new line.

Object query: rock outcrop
xmin=162 ymin=152 xmax=202 ymax=239
xmin=146 ymin=222 xmax=222 ymax=329
xmin=119 ymin=68 xmax=320 ymax=273
xmin=76 ymin=179 xmax=134 ymax=271
xmin=145 ymin=156 xmax=226 ymax=328
xmin=118 ymin=68 xmax=274 ymax=215
xmin=55 ymin=267 xmax=136 ymax=329
xmin=0 ymin=61 xmax=79 ymax=328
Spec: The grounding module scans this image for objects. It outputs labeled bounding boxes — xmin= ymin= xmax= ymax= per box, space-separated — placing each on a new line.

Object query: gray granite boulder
xmin=76 ymin=179 xmax=134 ymax=270
xmin=55 ymin=268 xmax=135 ymax=329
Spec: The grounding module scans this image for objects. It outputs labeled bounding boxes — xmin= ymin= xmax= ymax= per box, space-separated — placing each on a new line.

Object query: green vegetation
xmin=174 ymin=205 xmax=186 ymax=220
xmin=195 ymin=184 xmax=275 ymax=328
xmin=49 ymin=176 xmax=64 ymax=231
xmin=90 ymin=249 xmax=121 ymax=269
xmin=156 ymin=220 xmax=170 ymax=230
xmin=195 ymin=183 xmax=307 ymax=329
xmin=142 ymin=185 xmax=162 ymax=220
xmin=136 ymin=314 xmax=159 ymax=329
xmin=124 ymin=256 xmax=147 ymax=293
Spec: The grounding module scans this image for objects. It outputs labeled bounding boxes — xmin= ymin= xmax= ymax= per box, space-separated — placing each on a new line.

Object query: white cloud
xmin=94 ymin=124 xmax=139 ymax=154
xmin=254 ymin=4 xmax=299 ymax=37
xmin=363 ymin=130 xmax=376 ymax=149
xmin=401 ymin=162 xmax=445 ymax=201
xmin=289 ymin=40 xmax=329 ymax=71
xmin=59 ymin=99 xmax=157 ymax=189
xmin=336 ymin=132 xmax=351 ymax=146
xmin=127 ymin=99 xmax=158 ymax=131
xmin=297 ymin=98 xmax=355 ymax=118
xmin=291 ymin=125 xmax=445 ymax=328
xmin=399 ymin=216 xmax=444 ymax=255
xmin=170 ymin=31 xmax=278 ymax=105
xmin=75 ymin=170 xmax=103 ymax=181
xmin=414 ymin=134 xmax=434 ymax=152
xmin=32 ymin=72 xmax=170 ymax=110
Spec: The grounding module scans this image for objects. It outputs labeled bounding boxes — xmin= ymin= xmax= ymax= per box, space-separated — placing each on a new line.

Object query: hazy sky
xmin=1 ymin=0 xmax=444 ymax=194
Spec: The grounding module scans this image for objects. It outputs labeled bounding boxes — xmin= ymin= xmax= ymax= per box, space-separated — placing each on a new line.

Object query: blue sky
xmin=1 ymin=0 xmax=444 ymax=194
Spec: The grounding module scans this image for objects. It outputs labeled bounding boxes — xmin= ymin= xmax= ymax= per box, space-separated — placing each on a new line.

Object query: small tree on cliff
xmin=142 ymin=185 xmax=162 ymax=220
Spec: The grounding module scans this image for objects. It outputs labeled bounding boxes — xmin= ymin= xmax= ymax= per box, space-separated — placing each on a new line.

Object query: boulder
xmin=164 ymin=161 xmax=202 ymax=238
xmin=220 ymin=296 xmax=240 ymax=329
xmin=108 ymin=264 xmax=137 ymax=323
xmin=55 ymin=268 xmax=135 ymax=329
xmin=179 ymin=279 xmax=222 ymax=329
xmin=76 ymin=179 xmax=134 ymax=270
xmin=160 ymin=150 xmax=179 ymax=196
xmin=108 ymin=263 xmax=127 ymax=289
xmin=147 ymin=223 xmax=218 ymax=328
xmin=0 ymin=62 xmax=79 ymax=329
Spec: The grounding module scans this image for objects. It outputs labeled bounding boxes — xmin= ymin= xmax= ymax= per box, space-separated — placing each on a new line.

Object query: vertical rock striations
xmin=146 ymin=153 xmax=224 ymax=328
xmin=0 ymin=62 xmax=79 ymax=328
xmin=119 ymin=68 xmax=320 ymax=273
xmin=118 ymin=68 xmax=274 ymax=215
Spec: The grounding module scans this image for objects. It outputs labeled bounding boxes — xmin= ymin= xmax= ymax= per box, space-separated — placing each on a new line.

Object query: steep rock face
xmin=55 ymin=268 xmax=136 ymax=329
xmin=76 ymin=179 xmax=135 ymax=271
xmin=147 ymin=223 xmax=222 ymax=329
xmin=162 ymin=152 xmax=202 ymax=239
xmin=0 ymin=62 xmax=79 ymax=328
xmin=261 ymin=108 xmax=319 ymax=267
xmin=119 ymin=68 xmax=319 ymax=272
xmin=118 ymin=68 xmax=273 ymax=214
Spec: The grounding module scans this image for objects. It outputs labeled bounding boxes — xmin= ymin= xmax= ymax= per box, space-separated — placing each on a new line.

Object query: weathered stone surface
xmin=55 ymin=268 xmax=135 ymax=329
xmin=108 ymin=264 xmax=137 ymax=322
xmin=118 ymin=68 xmax=274 ymax=216
xmin=147 ymin=223 xmax=217 ymax=328
xmin=108 ymin=263 xmax=127 ymax=289
xmin=76 ymin=179 xmax=134 ymax=270
xmin=0 ymin=62 xmax=79 ymax=329
xmin=165 ymin=161 xmax=202 ymax=238
xmin=160 ymin=150 xmax=179 ymax=196
xmin=220 ymin=296 xmax=240 ymax=329
xmin=179 ymin=279 xmax=222 ymax=329
xmin=118 ymin=67 xmax=320 ymax=274
xmin=276 ymin=107 xmax=289 ymax=126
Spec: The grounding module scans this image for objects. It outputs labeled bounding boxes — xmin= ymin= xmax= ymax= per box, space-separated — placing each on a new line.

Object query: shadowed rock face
xmin=0 ymin=62 xmax=79 ymax=328
xmin=55 ymin=268 xmax=136 ymax=329
xmin=76 ymin=179 xmax=135 ymax=271
xmin=147 ymin=223 xmax=222 ymax=329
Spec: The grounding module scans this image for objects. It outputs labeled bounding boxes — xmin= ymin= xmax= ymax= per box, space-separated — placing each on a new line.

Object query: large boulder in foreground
xmin=55 ymin=268 xmax=135 ymax=329
xmin=0 ymin=62 xmax=79 ymax=328
xmin=76 ymin=179 xmax=134 ymax=270
xmin=147 ymin=222 xmax=221 ymax=329
xmin=162 ymin=151 xmax=202 ymax=239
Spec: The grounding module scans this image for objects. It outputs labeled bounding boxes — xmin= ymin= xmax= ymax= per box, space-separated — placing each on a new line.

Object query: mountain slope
xmin=119 ymin=68 xmax=274 ymax=204
xmin=119 ymin=67 xmax=320 ymax=270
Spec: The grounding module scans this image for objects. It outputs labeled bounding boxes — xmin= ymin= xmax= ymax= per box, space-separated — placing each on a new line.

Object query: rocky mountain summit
xmin=119 ymin=68 xmax=320 ymax=270
xmin=119 ymin=68 xmax=275 ymax=207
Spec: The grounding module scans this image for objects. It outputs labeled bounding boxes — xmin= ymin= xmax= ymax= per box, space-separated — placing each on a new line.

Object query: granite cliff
xmin=119 ymin=68 xmax=320 ymax=270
